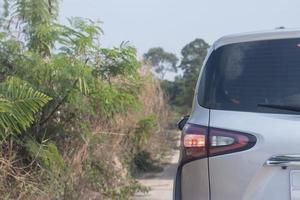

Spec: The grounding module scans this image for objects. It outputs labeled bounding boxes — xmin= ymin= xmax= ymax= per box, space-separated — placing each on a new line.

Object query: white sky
xmin=60 ymin=0 xmax=300 ymax=57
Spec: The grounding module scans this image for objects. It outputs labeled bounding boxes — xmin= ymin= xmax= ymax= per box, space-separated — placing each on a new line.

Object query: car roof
xmin=213 ymin=28 xmax=300 ymax=49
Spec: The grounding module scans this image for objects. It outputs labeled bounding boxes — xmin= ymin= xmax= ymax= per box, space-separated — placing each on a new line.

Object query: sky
xmin=60 ymin=0 xmax=300 ymax=58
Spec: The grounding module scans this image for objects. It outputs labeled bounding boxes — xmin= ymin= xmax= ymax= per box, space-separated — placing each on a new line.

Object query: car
xmin=174 ymin=29 xmax=300 ymax=200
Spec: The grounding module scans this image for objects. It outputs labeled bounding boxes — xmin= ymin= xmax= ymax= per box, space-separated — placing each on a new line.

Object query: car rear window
xmin=198 ymin=38 xmax=300 ymax=114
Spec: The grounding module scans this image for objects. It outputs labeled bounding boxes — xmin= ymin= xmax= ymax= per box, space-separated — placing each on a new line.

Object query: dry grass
xmin=0 ymin=65 xmax=174 ymax=200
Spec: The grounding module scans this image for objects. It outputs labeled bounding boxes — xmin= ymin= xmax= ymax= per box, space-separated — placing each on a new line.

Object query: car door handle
xmin=265 ymin=155 xmax=300 ymax=167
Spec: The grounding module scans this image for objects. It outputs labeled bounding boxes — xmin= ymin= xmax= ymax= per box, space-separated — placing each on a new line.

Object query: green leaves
xmin=90 ymin=81 xmax=141 ymax=118
xmin=134 ymin=114 xmax=158 ymax=146
xmin=179 ymin=39 xmax=209 ymax=73
xmin=143 ymin=47 xmax=178 ymax=79
xmin=25 ymin=139 xmax=65 ymax=172
xmin=149 ymin=39 xmax=210 ymax=113
xmin=7 ymin=0 xmax=60 ymax=56
xmin=0 ymin=77 xmax=51 ymax=136
xmin=0 ymin=2 xmax=154 ymax=199
xmin=97 ymin=45 xmax=140 ymax=80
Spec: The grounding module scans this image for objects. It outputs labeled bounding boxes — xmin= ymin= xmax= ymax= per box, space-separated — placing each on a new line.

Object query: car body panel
xmin=178 ymin=105 xmax=210 ymax=200
xmin=209 ymin=109 xmax=300 ymax=200
xmin=181 ymin=159 xmax=210 ymax=200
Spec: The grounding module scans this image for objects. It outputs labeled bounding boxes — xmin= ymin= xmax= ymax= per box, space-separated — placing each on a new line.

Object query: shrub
xmin=0 ymin=1 xmax=173 ymax=199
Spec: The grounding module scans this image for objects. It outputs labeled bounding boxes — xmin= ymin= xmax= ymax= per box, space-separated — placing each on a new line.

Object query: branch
xmin=48 ymin=0 xmax=52 ymax=15
xmin=39 ymin=79 xmax=79 ymax=126
xmin=39 ymin=59 xmax=89 ymax=126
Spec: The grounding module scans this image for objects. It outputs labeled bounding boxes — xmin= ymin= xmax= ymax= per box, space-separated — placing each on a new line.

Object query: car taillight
xmin=209 ymin=128 xmax=256 ymax=157
xmin=181 ymin=124 xmax=256 ymax=162
xmin=182 ymin=124 xmax=208 ymax=162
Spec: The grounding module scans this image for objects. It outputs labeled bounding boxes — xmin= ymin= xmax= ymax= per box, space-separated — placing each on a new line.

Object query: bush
xmin=0 ymin=1 xmax=173 ymax=199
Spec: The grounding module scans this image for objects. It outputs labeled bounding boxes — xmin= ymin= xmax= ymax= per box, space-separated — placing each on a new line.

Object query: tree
xmin=2 ymin=0 xmax=59 ymax=56
xmin=158 ymin=39 xmax=210 ymax=113
xmin=180 ymin=39 xmax=209 ymax=76
xmin=178 ymin=39 xmax=210 ymax=108
xmin=144 ymin=47 xmax=178 ymax=79
xmin=0 ymin=1 xmax=154 ymax=198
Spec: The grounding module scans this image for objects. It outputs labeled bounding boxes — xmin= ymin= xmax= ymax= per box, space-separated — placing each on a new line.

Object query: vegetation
xmin=144 ymin=39 xmax=210 ymax=114
xmin=0 ymin=77 xmax=51 ymax=136
xmin=143 ymin=47 xmax=178 ymax=79
xmin=0 ymin=0 xmax=172 ymax=199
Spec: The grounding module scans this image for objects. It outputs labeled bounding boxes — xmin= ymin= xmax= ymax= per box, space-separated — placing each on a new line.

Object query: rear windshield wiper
xmin=257 ymin=103 xmax=300 ymax=112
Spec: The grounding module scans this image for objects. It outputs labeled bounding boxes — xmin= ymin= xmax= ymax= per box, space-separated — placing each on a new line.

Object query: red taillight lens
xmin=209 ymin=128 xmax=256 ymax=157
xmin=181 ymin=124 xmax=256 ymax=163
xmin=182 ymin=124 xmax=208 ymax=162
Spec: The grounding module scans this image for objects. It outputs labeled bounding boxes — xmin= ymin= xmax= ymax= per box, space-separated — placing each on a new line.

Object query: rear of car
xmin=174 ymin=29 xmax=300 ymax=200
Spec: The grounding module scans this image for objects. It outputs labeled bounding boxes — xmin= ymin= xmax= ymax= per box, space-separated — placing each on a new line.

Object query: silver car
xmin=174 ymin=29 xmax=300 ymax=200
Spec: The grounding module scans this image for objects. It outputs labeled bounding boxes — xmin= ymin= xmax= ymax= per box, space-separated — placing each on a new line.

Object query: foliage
xmin=133 ymin=114 xmax=158 ymax=146
xmin=0 ymin=77 xmax=51 ymax=138
xmin=0 ymin=0 xmax=172 ymax=199
xmin=125 ymin=114 xmax=159 ymax=174
xmin=144 ymin=47 xmax=178 ymax=79
xmin=8 ymin=0 xmax=59 ymax=56
xmin=132 ymin=150 xmax=162 ymax=173
xmin=149 ymin=39 xmax=210 ymax=114
xmin=177 ymin=39 xmax=209 ymax=108
xmin=179 ymin=39 xmax=209 ymax=73
xmin=25 ymin=139 xmax=65 ymax=173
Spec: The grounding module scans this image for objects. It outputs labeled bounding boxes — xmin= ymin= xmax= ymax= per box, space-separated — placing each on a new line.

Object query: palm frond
xmin=0 ymin=77 xmax=52 ymax=136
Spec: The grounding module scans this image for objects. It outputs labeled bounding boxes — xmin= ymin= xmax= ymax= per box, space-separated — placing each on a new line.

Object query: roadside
xmin=133 ymin=133 xmax=180 ymax=200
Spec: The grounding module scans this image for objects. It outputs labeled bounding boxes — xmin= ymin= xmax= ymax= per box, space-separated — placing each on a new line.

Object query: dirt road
xmin=134 ymin=148 xmax=180 ymax=200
